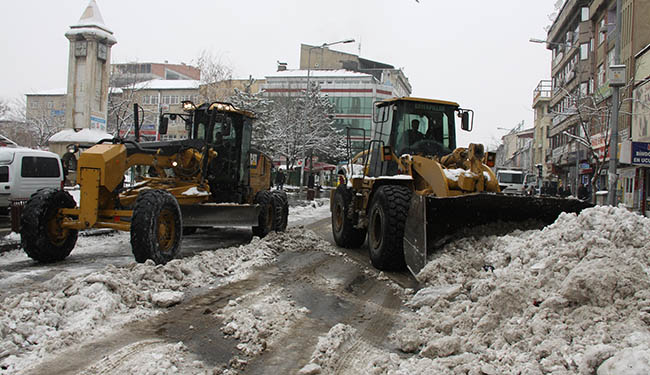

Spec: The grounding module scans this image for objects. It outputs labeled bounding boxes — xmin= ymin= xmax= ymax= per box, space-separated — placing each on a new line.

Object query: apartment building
xmin=112 ymin=79 xmax=200 ymax=141
xmin=110 ymin=62 xmax=200 ymax=87
xmin=24 ymin=88 xmax=68 ymax=148
xmin=532 ymin=80 xmax=552 ymax=179
xmin=299 ymin=44 xmax=412 ymax=97
xmin=542 ymin=0 xmax=650 ymax=208
xmin=262 ymin=69 xmax=399 ymax=151
xmin=260 ymin=45 xmax=412 ymax=151
xmin=199 ymin=77 xmax=267 ymax=102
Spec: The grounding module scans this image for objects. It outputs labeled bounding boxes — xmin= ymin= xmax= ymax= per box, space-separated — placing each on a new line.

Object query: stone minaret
xmin=64 ymin=0 xmax=116 ymax=131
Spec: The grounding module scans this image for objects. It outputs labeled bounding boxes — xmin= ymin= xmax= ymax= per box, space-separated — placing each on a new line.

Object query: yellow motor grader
xmin=331 ymin=97 xmax=591 ymax=275
xmin=21 ymin=101 xmax=288 ymax=264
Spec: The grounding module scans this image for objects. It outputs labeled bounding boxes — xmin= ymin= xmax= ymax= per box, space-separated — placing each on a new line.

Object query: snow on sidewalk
xmin=288 ymin=197 xmax=330 ymax=227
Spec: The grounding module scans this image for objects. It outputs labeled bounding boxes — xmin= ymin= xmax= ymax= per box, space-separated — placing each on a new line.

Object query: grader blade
xmin=181 ymin=204 xmax=260 ymax=227
xmin=403 ymin=193 xmax=592 ymax=276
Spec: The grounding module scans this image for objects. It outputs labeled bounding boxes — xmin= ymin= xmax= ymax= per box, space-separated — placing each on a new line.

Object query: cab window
xmin=195 ymin=121 xmax=207 ymax=140
xmin=391 ymin=102 xmax=456 ymax=156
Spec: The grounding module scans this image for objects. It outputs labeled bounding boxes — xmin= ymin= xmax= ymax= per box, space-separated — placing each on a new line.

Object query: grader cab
xmin=21 ymin=101 xmax=288 ymax=264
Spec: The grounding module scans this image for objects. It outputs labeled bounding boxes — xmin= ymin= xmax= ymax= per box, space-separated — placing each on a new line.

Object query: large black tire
xmin=252 ymin=191 xmax=274 ymax=238
xmin=271 ymin=190 xmax=289 ymax=232
xmin=331 ymin=185 xmax=366 ymax=248
xmin=367 ymin=185 xmax=411 ymax=271
xmin=130 ymin=190 xmax=182 ymax=264
xmin=21 ymin=188 xmax=78 ymax=263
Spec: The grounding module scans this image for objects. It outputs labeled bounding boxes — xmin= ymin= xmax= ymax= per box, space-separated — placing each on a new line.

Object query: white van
xmin=0 ymin=148 xmax=64 ymax=210
xmin=496 ymin=169 xmax=525 ymax=195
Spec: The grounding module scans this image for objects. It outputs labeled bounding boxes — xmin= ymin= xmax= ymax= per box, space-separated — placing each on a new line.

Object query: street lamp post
xmin=299 ymin=38 xmax=355 ymax=191
xmin=607 ymin=0 xmax=623 ymax=206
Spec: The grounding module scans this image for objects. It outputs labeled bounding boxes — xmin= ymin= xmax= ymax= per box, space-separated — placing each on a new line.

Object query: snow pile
xmin=218 ymin=287 xmax=309 ymax=356
xmin=381 ymin=206 xmax=650 ymax=374
xmin=79 ymin=340 xmax=212 ymax=375
xmin=48 ymin=128 xmax=112 ymax=144
xmin=299 ymin=324 xmax=358 ymax=374
xmin=0 ymin=230 xmax=306 ymax=372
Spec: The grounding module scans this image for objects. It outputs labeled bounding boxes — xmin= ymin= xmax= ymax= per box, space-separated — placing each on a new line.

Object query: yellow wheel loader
xmin=331 ymin=97 xmax=591 ymax=275
xmin=20 ymin=101 xmax=289 ymax=264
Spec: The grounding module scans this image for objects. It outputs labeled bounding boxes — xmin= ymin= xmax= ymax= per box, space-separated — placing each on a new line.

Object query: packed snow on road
xmin=1 ymin=203 xmax=649 ymax=374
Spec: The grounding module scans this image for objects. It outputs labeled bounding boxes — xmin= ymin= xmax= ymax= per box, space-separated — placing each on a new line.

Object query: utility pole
xmin=607 ymin=0 xmax=623 ymax=205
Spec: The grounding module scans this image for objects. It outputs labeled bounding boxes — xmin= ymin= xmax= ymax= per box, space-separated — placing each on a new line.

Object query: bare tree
xmin=0 ymin=99 xmax=10 ymax=120
xmin=551 ymin=76 xmax=647 ymax=202
xmin=10 ymin=97 xmax=64 ymax=148
xmin=230 ymin=83 xmax=344 ymax=170
xmin=196 ymin=50 xmax=233 ymax=103
xmin=269 ymin=83 xmax=344 ymax=170
xmin=229 ymin=88 xmax=275 ymax=151
xmin=107 ymin=67 xmax=154 ymax=138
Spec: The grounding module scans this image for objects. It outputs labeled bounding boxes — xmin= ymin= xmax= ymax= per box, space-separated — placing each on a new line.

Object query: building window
xmin=581 ymin=7 xmax=590 ymax=22
xmin=47 ymin=101 xmax=54 ymax=109
xmin=580 ymin=44 xmax=589 ymax=60
xmin=599 ymin=19 xmax=606 ymax=44
xmin=597 ymin=64 xmax=605 ymax=87
xmin=607 ymin=49 xmax=615 ymax=68
xmin=29 ymin=101 xmax=39 ymax=109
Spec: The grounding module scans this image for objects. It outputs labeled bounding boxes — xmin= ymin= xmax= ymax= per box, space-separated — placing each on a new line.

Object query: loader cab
xmin=373 ymin=98 xmax=471 ymax=158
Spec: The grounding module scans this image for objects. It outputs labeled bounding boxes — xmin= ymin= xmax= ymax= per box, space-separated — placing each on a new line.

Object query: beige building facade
xmin=532 ymin=80 xmax=552 ymax=179
xmin=299 ymin=44 xmax=412 ymax=97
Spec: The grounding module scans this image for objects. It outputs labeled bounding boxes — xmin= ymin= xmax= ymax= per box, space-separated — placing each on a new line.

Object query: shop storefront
xmin=620 ymin=141 xmax=650 ymax=216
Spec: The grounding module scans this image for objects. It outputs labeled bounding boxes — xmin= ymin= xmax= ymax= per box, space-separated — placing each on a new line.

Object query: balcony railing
xmin=533 ymin=80 xmax=552 ymax=104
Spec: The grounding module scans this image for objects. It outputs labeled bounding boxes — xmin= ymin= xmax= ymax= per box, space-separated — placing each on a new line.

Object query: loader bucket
xmin=403 ymin=193 xmax=592 ymax=276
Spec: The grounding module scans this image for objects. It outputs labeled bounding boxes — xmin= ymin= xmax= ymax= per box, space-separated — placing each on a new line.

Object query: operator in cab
xmin=396 ymin=112 xmax=451 ymax=158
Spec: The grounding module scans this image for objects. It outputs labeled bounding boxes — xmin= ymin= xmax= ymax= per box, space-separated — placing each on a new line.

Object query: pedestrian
xmin=578 ymin=183 xmax=588 ymax=200
xmin=337 ymin=169 xmax=346 ymax=186
xmin=527 ymin=184 xmax=535 ymax=196
xmin=563 ymin=186 xmax=571 ymax=197
xmin=275 ymin=170 xmax=285 ymax=190
xmin=307 ymin=173 xmax=315 ymax=189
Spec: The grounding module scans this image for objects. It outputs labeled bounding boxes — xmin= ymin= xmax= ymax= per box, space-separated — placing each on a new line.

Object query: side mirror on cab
xmin=461 ymin=112 xmax=469 ymax=131
xmin=159 ymin=116 xmax=169 ymax=135
xmin=461 ymin=111 xmax=473 ymax=132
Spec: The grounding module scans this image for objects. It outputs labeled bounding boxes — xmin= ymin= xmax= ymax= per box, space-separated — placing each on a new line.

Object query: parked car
xmin=0 ymin=148 xmax=64 ymax=214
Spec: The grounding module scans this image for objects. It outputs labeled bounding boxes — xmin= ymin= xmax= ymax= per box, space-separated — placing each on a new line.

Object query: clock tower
xmin=64 ymin=0 xmax=116 ymax=131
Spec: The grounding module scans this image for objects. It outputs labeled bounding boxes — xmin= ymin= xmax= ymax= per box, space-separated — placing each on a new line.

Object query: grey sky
xmin=0 ymin=0 xmax=557 ymax=146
